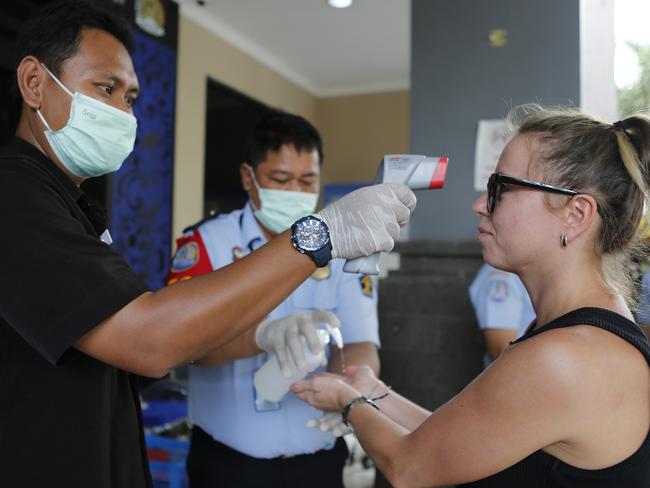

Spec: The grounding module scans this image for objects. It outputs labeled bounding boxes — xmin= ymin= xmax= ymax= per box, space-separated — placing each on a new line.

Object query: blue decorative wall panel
xmin=110 ymin=31 xmax=176 ymax=290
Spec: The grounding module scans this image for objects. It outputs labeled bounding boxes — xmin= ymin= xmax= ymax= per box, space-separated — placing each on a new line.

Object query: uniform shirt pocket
xmin=290 ymin=279 xmax=338 ymax=312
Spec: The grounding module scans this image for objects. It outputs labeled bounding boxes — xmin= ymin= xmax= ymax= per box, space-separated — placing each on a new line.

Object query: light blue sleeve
xmin=332 ymin=261 xmax=380 ymax=346
xmin=471 ymin=270 xmax=524 ymax=331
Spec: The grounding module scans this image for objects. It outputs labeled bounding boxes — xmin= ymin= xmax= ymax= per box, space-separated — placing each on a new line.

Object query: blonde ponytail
xmin=614 ymin=124 xmax=648 ymax=199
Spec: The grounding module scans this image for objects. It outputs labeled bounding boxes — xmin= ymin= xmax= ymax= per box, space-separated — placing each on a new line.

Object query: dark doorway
xmin=203 ymin=78 xmax=269 ymax=217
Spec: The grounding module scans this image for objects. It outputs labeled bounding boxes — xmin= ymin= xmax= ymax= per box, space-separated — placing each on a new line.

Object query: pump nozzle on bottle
xmin=326 ymin=323 xmax=343 ymax=349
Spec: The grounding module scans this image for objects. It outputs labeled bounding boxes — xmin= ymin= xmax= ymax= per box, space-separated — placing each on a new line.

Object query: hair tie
xmin=613 ymin=120 xmax=630 ymax=137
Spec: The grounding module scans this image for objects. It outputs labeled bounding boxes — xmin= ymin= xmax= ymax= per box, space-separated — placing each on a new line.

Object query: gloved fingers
xmin=317 ymin=183 xmax=415 ymax=260
xmin=300 ymin=310 xmax=340 ymax=354
xmin=296 ymin=320 xmax=324 ymax=356
xmin=319 ymin=413 xmax=350 ymax=437
xmin=332 ymin=423 xmax=351 ymax=437
xmin=378 ymin=234 xmax=396 ymax=253
xmin=374 ymin=191 xmax=410 ymax=231
xmin=254 ymin=318 xmax=273 ymax=349
xmin=319 ymin=412 xmax=343 ymax=430
xmin=274 ymin=347 xmax=293 ymax=379
xmin=286 ymin=325 xmax=309 ymax=373
xmin=385 ymin=220 xmax=400 ymax=241
xmin=393 ymin=201 xmax=412 ymax=228
xmin=304 ymin=413 xmax=338 ymax=432
xmin=384 ymin=183 xmax=417 ymax=212
xmin=308 ymin=310 xmax=341 ymax=330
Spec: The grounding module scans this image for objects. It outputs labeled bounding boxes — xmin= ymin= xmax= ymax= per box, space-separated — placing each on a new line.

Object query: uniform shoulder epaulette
xmin=182 ymin=211 xmax=222 ymax=234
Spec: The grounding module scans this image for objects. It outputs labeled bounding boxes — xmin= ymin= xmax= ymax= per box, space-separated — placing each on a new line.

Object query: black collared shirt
xmin=0 ymin=138 xmax=152 ymax=487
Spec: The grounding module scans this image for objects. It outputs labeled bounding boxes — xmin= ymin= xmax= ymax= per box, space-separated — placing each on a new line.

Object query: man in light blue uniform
xmin=469 ymin=263 xmax=535 ymax=366
xmin=167 ymin=110 xmax=379 ymax=487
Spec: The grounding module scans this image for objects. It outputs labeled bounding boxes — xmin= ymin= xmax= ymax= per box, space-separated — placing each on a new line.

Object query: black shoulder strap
xmin=515 ymin=307 xmax=650 ymax=366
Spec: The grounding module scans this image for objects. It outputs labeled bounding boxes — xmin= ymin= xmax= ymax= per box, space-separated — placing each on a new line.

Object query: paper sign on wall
xmin=474 ymin=120 xmax=512 ymax=192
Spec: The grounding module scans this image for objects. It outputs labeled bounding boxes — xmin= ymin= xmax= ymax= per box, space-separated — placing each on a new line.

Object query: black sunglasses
xmin=487 ymin=173 xmax=579 ymax=214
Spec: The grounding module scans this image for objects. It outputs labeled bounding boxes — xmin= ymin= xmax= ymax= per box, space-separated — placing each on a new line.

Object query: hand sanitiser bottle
xmin=253 ymin=325 xmax=343 ymax=403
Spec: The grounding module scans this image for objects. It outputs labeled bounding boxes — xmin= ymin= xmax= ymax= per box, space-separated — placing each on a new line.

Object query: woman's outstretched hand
xmin=291 ymin=365 xmax=384 ymax=411
xmin=291 ymin=372 xmax=359 ymax=411
xmin=344 ymin=365 xmax=382 ymax=396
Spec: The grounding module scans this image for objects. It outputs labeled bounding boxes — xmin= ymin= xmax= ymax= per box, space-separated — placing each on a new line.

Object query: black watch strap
xmin=309 ymin=242 xmax=332 ymax=268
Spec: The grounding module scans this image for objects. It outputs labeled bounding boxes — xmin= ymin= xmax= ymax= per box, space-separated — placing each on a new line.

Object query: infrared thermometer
xmin=343 ymin=154 xmax=449 ymax=275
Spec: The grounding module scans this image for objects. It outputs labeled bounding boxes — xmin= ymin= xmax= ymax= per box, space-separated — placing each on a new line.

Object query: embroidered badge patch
xmin=171 ymin=241 xmax=200 ymax=272
xmin=359 ymin=275 xmax=373 ymax=297
xmin=488 ymin=279 xmax=509 ymax=302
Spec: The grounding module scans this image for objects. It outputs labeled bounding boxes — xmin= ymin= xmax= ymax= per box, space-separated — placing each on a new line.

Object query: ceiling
xmin=177 ymin=0 xmax=410 ymax=98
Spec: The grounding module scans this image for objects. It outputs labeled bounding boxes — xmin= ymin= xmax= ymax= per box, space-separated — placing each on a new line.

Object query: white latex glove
xmin=306 ymin=412 xmax=352 ymax=438
xmin=315 ymin=183 xmax=416 ymax=259
xmin=255 ymin=310 xmax=341 ymax=378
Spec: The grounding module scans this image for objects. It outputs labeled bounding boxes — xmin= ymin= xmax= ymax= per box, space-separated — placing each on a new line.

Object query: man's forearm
xmin=328 ymin=341 xmax=379 ymax=376
xmin=194 ymin=326 xmax=262 ymax=366
xmin=75 ymin=231 xmax=315 ymax=376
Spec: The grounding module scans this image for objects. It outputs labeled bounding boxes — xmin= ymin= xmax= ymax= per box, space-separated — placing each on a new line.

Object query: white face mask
xmin=249 ymin=167 xmax=319 ymax=234
xmin=36 ymin=64 xmax=138 ymax=178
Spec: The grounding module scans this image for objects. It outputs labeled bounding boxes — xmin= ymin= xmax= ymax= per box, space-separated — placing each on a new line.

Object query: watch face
xmin=295 ymin=218 xmax=329 ymax=251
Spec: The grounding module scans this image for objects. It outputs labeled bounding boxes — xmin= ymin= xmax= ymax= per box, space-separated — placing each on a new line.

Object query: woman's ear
xmin=16 ymin=56 xmax=46 ymax=110
xmin=564 ymin=194 xmax=599 ymax=241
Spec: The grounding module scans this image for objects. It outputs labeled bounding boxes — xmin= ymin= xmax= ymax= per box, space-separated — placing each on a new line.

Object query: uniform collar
xmin=12 ymin=136 xmax=83 ymax=201
xmin=241 ymin=202 xmax=266 ymax=251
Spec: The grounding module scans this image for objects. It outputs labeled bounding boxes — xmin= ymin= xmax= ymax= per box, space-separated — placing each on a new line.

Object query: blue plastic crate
xmin=146 ymin=434 xmax=189 ymax=488
xmin=142 ymin=400 xmax=188 ymax=428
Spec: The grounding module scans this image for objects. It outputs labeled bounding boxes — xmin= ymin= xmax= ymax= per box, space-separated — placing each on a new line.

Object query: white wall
xmin=580 ymin=0 xmax=618 ymax=121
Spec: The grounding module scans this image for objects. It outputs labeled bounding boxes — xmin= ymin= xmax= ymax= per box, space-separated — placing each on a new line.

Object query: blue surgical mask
xmin=36 ymin=64 xmax=137 ymax=178
xmin=249 ymin=167 xmax=319 ymax=234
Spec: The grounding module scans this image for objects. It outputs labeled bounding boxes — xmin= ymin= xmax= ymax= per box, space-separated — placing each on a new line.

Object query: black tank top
xmin=461 ymin=307 xmax=650 ymax=488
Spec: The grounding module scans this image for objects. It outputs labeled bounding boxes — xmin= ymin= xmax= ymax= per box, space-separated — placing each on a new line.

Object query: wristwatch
xmin=290 ymin=215 xmax=333 ymax=268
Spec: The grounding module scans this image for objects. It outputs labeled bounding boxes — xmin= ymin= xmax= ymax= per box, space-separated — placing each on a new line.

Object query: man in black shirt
xmin=0 ymin=1 xmax=415 ymax=486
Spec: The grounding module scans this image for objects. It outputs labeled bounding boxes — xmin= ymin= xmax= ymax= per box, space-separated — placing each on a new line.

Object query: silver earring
xmin=561 ymin=234 xmax=568 ymax=247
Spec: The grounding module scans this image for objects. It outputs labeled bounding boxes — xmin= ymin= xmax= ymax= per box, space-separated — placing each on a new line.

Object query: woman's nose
xmin=472 ymin=192 xmax=488 ymax=216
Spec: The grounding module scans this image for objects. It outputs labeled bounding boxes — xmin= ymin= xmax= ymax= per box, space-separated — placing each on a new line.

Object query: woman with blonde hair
xmin=292 ymin=106 xmax=650 ymax=487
